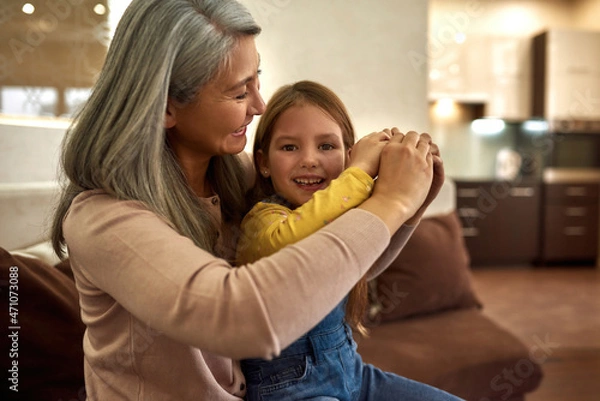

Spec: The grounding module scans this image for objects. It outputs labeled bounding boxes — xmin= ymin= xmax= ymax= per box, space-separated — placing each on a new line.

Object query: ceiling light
xmin=94 ymin=4 xmax=107 ymax=15
xmin=522 ymin=120 xmax=548 ymax=134
xmin=22 ymin=3 xmax=35 ymax=14
xmin=471 ymin=119 xmax=505 ymax=136
xmin=433 ymin=98 xmax=456 ymax=118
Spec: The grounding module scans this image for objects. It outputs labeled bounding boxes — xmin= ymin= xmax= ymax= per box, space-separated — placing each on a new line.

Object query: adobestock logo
xmin=479 ymin=333 xmax=559 ymax=401
xmin=244 ymin=0 xmax=292 ymax=26
xmin=365 ymin=280 xmax=409 ymax=326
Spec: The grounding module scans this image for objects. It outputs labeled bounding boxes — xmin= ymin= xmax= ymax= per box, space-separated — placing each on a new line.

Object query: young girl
xmin=236 ymin=81 xmax=462 ymax=401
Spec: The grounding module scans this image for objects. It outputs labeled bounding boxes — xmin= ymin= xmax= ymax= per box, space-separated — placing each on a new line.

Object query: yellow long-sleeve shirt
xmin=236 ymin=167 xmax=374 ymax=263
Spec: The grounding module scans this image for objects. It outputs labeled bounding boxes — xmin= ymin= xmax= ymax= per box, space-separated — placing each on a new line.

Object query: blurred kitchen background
xmin=1 ymin=0 xmax=600 ymax=267
xmin=427 ymin=0 xmax=600 ymax=266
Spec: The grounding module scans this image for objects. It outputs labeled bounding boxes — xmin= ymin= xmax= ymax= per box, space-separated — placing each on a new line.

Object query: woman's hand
xmin=357 ymin=129 xmax=435 ymax=234
xmin=405 ymin=138 xmax=445 ymax=225
xmin=347 ymin=130 xmax=391 ymax=177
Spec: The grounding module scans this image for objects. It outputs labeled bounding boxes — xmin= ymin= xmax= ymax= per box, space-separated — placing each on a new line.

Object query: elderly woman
xmin=51 ymin=0 xmax=447 ymax=400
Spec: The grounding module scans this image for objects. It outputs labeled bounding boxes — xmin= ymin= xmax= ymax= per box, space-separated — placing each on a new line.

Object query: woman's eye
xmin=320 ymin=143 xmax=335 ymax=151
xmin=235 ymin=92 xmax=248 ymax=100
xmin=282 ymin=144 xmax=297 ymax=151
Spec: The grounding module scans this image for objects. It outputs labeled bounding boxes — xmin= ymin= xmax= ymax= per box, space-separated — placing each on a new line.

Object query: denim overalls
xmin=241 ymin=297 xmax=464 ymax=401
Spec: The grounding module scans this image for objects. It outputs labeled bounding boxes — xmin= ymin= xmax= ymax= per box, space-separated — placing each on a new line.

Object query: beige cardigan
xmin=64 ymin=188 xmax=413 ymax=400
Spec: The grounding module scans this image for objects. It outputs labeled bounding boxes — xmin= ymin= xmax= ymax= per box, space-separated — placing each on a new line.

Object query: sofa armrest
xmin=0 ymin=247 xmax=85 ymax=400
xmin=0 ymin=182 xmax=60 ymax=251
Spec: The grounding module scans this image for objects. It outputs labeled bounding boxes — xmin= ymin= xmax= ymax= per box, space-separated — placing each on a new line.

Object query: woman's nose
xmin=249 ymin=91 xmax=266 ymax=116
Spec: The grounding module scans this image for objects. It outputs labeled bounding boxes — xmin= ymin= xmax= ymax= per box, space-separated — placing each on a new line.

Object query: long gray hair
xmin=51 ymin=0 xmax=261 ymax=259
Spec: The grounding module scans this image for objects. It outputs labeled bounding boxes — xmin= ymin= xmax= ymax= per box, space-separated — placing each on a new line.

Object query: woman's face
xmin=166 ymin=36 xmax=265 ymax=163
xmin=258 ymin=104 xmax=349 ymax=207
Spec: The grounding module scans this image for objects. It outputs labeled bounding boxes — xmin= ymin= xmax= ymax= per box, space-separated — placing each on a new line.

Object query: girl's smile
xmin=258 ymin=104 xmax=349 ymax=207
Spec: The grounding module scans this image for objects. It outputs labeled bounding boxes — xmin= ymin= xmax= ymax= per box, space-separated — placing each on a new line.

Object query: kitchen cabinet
xmin=428 ymin=36 xmax=489 ymax=102
xmin=485 ymin=36 xmax=531 ymax=120
xmin=532 ymin=29 xmax=600 ymax=127
xmin=456 ymin=180 xmax=541 ymax=265
xmin=428 ymin=35 xmax=531 ymax=120
xmin=541 ymin=183 xmax=599 ymax=262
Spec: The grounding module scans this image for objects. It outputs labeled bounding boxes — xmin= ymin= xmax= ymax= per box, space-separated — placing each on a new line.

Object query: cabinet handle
xmin=564 ymin=226 xmax=586 ymax=236
xmin=509 ymin=187 xmax=535 ymax=197
xmin=565 ymin=207 xmax=587 ymax=217
xmin=458 ymin=208 xmax=481 ymax=218
xmin=457 ymin=188 xmax=479 ymax=198
xmin=565 ymin=186 xmax=587 ymax=197
xmin=462 ymin=227 xmax=479 ymax=237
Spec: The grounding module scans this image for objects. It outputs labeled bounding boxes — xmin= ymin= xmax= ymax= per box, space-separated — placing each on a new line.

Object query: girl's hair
xmin=250 ymin=80 xmax=369 ymax=335
xmin=51 ymin=0 xmax=261 ymax=260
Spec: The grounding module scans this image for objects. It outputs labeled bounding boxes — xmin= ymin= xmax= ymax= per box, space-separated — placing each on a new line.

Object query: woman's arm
xmin=65 ymin=191 xmax=391 ymax=361
xmin=365 ymin=136 xmax=445 ymax=279
xmin=365 ymin=223 xmax=416 ymax=280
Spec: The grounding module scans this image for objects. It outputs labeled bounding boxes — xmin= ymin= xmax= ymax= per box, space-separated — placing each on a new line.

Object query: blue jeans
xmin=241 ymin=320 xmax=463 ymax=401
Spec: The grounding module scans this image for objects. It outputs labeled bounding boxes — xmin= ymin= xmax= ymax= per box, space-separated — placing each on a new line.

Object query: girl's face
xmin=258 ymin=104 xmax=349 ymax=207
xmin=166 ymin=36 xmax=265 ymax=163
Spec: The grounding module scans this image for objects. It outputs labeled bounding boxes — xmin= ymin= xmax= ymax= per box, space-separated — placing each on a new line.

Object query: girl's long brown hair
xmin=250 ymin=80 xmax=369 ymax=335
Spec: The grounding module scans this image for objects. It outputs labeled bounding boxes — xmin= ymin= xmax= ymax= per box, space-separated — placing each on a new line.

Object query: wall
xmin=239 ymin=0 xmax=429 ymax=149
xmin=0 ymin=116 xmax=68 ymax=183
xmin=573 ymin=0 xmax=600 ymax=30
xmin=430 ymin=0 xmax=575 ymax=38
xmin=0 ymin=0 xmax=429 ymax=184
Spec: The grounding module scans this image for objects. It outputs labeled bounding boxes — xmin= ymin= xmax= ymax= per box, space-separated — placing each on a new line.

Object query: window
xmin=0 ymin=86 xmax=58 ymax=116
xmin=0 ymin=1 xmax=129 ymax=119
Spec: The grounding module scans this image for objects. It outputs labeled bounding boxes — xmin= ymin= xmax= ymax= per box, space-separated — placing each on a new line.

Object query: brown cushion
xmin=0 ymin=248 xmax=85 ymax=400
xmin=357 ymin=308 xmax=544 ymax=400
xmin=368 ymin=211 xmax=481 ymax=323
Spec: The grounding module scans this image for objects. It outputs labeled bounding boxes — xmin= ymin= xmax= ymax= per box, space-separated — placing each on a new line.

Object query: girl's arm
xmin=237 ymin=132 xmax=444 ymax=277
xmin=236 ymin=166 xmax=373 ymax=263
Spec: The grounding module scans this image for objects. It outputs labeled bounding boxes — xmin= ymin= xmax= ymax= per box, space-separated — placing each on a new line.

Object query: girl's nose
xmin=300 ymin=149 xmax=319 ymax=169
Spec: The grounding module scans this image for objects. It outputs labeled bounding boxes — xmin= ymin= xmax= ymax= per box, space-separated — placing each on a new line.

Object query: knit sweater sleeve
xmin=236 ymin=167 xmax=374 ymax=264
xmin=63 ymin=189 xmax=391 ymax=361
xmin=365 ymin=223 xmax=416 ymax=280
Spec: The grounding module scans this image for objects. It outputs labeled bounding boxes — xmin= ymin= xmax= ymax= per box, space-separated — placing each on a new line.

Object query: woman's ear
xmin=256 ymin=150 xmax=270 ymax=177
xmin=165 ymin=99 xmax=176 ymax=129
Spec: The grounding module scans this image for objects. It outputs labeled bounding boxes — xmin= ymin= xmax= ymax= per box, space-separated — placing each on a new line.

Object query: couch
xmin=0 ymin=179 xmax=543 ymax=401
xmin=357 ymin=209 xmax=544 ymax=400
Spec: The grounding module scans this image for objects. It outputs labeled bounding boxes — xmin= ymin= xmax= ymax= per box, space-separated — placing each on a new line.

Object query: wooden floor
xmin=470 ymin=266 xmax=600 ymax=401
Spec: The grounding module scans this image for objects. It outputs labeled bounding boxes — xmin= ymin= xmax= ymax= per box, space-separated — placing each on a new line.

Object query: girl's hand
xmin=347 ymin=131 xmax=391 ymax=178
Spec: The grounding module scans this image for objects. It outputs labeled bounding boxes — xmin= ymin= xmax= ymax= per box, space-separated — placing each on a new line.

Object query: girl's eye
xmin=282 ymin=144 xmax=297 ymax=151
xmin=320 ymin=143 xmax=335 ymax=151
